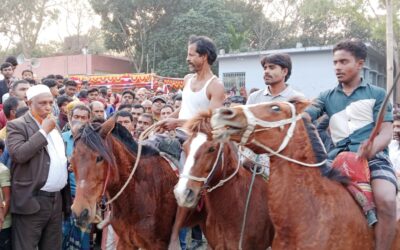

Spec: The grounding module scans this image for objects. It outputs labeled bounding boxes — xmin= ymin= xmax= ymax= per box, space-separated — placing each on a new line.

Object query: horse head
xmin=211 ymin=97 xmax=310 ymax=153
xmin=174 ymin=110 xmax=228 ymax=208
xmin=70 ymin=118 xmax=117 ymax=228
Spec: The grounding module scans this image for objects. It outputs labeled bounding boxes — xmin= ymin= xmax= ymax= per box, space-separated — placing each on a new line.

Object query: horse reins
xmin=240 ymin=102 xmax=327 ymax=168
xmin=180 ymin=142 xmax=241 ymax=192
xmin=104 ymin=123 xmax=158 ymax=206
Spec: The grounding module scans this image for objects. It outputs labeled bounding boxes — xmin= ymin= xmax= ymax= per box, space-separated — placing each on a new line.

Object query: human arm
xmin=207 ymin=79 xmax=226 ymax=110
xmin=6 ymin=118 xmax=54 ymax=164
xmin=304 ymin=93 xmax=326 ymax=122
xmin=358 ymin=122 xmax=393 ymax=159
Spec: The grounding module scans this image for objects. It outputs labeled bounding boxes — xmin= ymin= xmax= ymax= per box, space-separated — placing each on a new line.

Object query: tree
xmin=0 ymin=0 xmax=59 ymax=58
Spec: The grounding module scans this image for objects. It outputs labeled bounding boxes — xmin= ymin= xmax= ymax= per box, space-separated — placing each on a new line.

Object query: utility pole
xmin=386 ymin=0 xmax=394 ymax=103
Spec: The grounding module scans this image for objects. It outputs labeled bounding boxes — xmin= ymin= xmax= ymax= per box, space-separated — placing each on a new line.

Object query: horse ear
xmin=100 ymin=116 xmax=116 ymax=139
xmin=288 ymin=96 xmax=311 ymax=114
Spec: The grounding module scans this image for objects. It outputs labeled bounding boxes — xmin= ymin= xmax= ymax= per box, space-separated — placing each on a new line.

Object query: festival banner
xmin=68 ymin=73 xmax=184 ymax=93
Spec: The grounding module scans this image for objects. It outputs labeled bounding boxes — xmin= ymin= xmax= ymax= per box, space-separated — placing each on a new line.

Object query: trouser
xmin=12 ymin=191 xmax=62 ymax=250
xmin=0 ymin=227 xmax=11 ymax=250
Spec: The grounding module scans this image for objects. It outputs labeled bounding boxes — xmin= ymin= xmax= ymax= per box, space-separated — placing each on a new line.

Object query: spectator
xmin=77 ymin=89 xmax=89 ymax=104
xmin=21 ymin=70 xmax=33 ymax=80
xmin=121 ymin=90 xmax=135 ymax=105
xmin=131 ymin=104 xmax=145 ymax=128
xmin=5 ymin=56 xmax=18 ymax=71
xmin=160 ymin=104 xmax=174 ymax=121
xmin=136 ymin=88 xmax=147 ymax=103
xmin=62 ymin=104 xmax=91 ymax=250
xmin=7 ymin=84 xmax=71 ymax=249
xmin=90 ymin=101 xmax=105 ymax=121
xmin=9 ymin=80 xmax=30 ymax=103
xmin=57 ymin=96 xmax=73 ymax=131
xmin=55 ymin=75 xmax=64 ymax=89
xmin=99 ymin=87 xmax=108 ymax=99
xmin=64 ymin=80 xmax=78 ymax=101
xmin=135 ymin=113 xmax=153 ymax=138
xmin=141 ymin=100 xmax=152 ymax=114
xmin=0 ymin=97 xmax=25 ymax=140
xmin=151 ymin=96 xmax=166 ymax=122
xmin=87 ymin=88 xmax=99 ymax=102
xmin=42 ymin=78 xmax=60 ymax=116
xmin=0 ymin=138 xmax=11 ymax=250
xmin=0 ymin=63 xmax=14 ymax=104
xmin=115 ymin=110 xmax=134 ymax=136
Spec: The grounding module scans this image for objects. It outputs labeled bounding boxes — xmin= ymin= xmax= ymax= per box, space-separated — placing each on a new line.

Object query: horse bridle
xmin=180 ymin=142 xmax=241 ymax=192
xmin=240 ymin=102 xmax=326 ymax=167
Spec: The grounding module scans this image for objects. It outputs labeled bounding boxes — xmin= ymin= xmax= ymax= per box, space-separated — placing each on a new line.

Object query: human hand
xmin=357 ymin=140 xmax=374 ymax=160
xmin=42 ymin=116 xmax=56 ymax=134
xmin=156 ymin=118 xmax=179 ymax=133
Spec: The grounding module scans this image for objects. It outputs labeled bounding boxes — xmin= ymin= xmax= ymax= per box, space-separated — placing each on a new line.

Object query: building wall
xmin=14 ymin=54 xmax=133 ymax=79
xmin=91 ymin=55 xmax=133 ymax=74
xmin=218 ymin=47 xmax=386 ymax=99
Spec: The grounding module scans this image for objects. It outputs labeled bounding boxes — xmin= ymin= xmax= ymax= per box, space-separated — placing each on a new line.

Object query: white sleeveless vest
xmin=178 ymin=74 xmax=216 ymax=120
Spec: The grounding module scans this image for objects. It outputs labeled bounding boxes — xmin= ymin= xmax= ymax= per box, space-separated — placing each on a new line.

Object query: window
xmin=223 ymin=72 xmax=245 ymax=90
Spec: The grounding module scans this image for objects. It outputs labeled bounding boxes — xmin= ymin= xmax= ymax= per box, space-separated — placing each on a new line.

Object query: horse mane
xmin=301 ymin=116 xmax=349 ymax=185
xmin=78 ymin=123 xmax=117 ymax=167
xmin=111 ymin=123 xmax=159 ymax=156
xmin=183 ymin=110 xmax=213 ymax=136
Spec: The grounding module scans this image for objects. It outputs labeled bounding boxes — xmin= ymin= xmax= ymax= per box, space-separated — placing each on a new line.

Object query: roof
xmin=218 ymin=44 xmax=385 ymax=61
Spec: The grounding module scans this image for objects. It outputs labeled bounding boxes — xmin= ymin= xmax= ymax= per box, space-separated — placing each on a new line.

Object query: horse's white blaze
xmin=174 ymin=133 xmax=207 ymax=202
xmin=78 ymin=180 xmax=86 ymax=189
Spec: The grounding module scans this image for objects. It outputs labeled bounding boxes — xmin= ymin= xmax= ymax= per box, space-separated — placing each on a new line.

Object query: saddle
xmin=331 ymin=151 xmax=377 ymax=226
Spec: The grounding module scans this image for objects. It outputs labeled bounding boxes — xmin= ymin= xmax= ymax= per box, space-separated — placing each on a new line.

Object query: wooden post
xmin=386 ymin=0 xmax=394 ymax=103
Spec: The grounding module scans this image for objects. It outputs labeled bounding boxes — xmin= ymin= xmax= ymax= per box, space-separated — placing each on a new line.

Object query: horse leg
xmin=169 ymin=207 xmax=192 ymax=250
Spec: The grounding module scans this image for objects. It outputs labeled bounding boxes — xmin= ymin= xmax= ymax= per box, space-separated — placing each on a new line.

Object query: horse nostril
xmin=219 ymin=108 xmax=236 ymax=119
xmin=185 ymin=188 xmax=195 ymax=203
xmin=78 ymin=208 xmax=89 ymax=224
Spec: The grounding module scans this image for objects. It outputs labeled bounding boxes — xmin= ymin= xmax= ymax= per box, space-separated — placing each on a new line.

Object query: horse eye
xmin=271 ymin=105 xmax=280 ymax=111
xmin=208 ymin=147 xmax=215 ymax=153
xmin=96 ymin=156 xmax=103 ymax=163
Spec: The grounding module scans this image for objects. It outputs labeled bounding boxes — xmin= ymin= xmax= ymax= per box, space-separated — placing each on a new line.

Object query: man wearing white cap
xmin=6 ymin=84 xmax=71 ymax=250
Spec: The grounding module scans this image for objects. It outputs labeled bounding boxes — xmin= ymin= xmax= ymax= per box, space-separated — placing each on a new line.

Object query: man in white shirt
xmin=389 ymin=114 xmax=400 ymax=176
xmin=7 ymin=85 xmax=70 ymax=250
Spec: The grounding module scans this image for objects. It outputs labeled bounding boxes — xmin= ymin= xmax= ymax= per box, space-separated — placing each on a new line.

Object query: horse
xmin=210 ymin=99 xmax=400 ymax=249
xmin=70 ymin=119 xmax=179 ymax=249
xmin=173 ymin=110 xmax=274 ymax=249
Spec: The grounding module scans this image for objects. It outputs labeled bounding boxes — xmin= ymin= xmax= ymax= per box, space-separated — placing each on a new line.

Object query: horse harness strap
xmin=242 ymin=102 xmax=327 ymax=168
xmin=180 ymin=143 xmax=224 ymax=183
xmin=240 ymin=102 xmax=301 ymax=155
xmin=180 ymin=143 xmax=241 ymax=192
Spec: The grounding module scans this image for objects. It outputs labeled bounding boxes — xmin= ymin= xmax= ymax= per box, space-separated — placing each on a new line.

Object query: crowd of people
xmin=0 ymin=35 xmax=398 ymax=250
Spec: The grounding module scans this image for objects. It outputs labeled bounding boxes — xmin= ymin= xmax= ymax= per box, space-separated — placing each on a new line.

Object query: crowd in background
xmin=0 ymin=55 xmax=252 ymax=250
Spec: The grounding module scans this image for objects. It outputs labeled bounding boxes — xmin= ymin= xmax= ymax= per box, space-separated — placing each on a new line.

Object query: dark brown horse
xmin=173 ymin=111 xmax=274 ymax=249
xmin=70 ymin=119 xmax=178 ymax=249
xmin=210 ymin=99 xmax=400 ymax=249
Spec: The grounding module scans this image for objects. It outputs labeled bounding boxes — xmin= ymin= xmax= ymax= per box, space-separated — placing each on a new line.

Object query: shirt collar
xmin=263 ymin=84 xmax=291 ymax=97
xmin=336 ymin=78 xmax=367 ymax=91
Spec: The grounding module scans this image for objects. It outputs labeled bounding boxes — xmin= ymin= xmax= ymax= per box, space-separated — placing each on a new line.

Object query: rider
xmin=158 ymin=35 xmax=225 ymax=131
xmin=243 ymin=53 xmax=304 ymax=175
xmin=158 ymin=35 xmax=225 ymax=250
xmin=306 ymin=39 xmax=397 ymax=250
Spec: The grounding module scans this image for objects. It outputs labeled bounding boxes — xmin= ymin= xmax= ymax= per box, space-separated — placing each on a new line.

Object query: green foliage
xmin=0 ymin=0 xmax=60 ymax=58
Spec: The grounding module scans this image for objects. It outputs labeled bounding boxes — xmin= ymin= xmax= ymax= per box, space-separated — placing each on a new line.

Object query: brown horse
xmin=210 ymin=99 xmax=400 ymax=249
xmin=173 ymin=111 xmax=274 ymax=249
xmin=70 ymin=119 xmax=178 ymax=249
